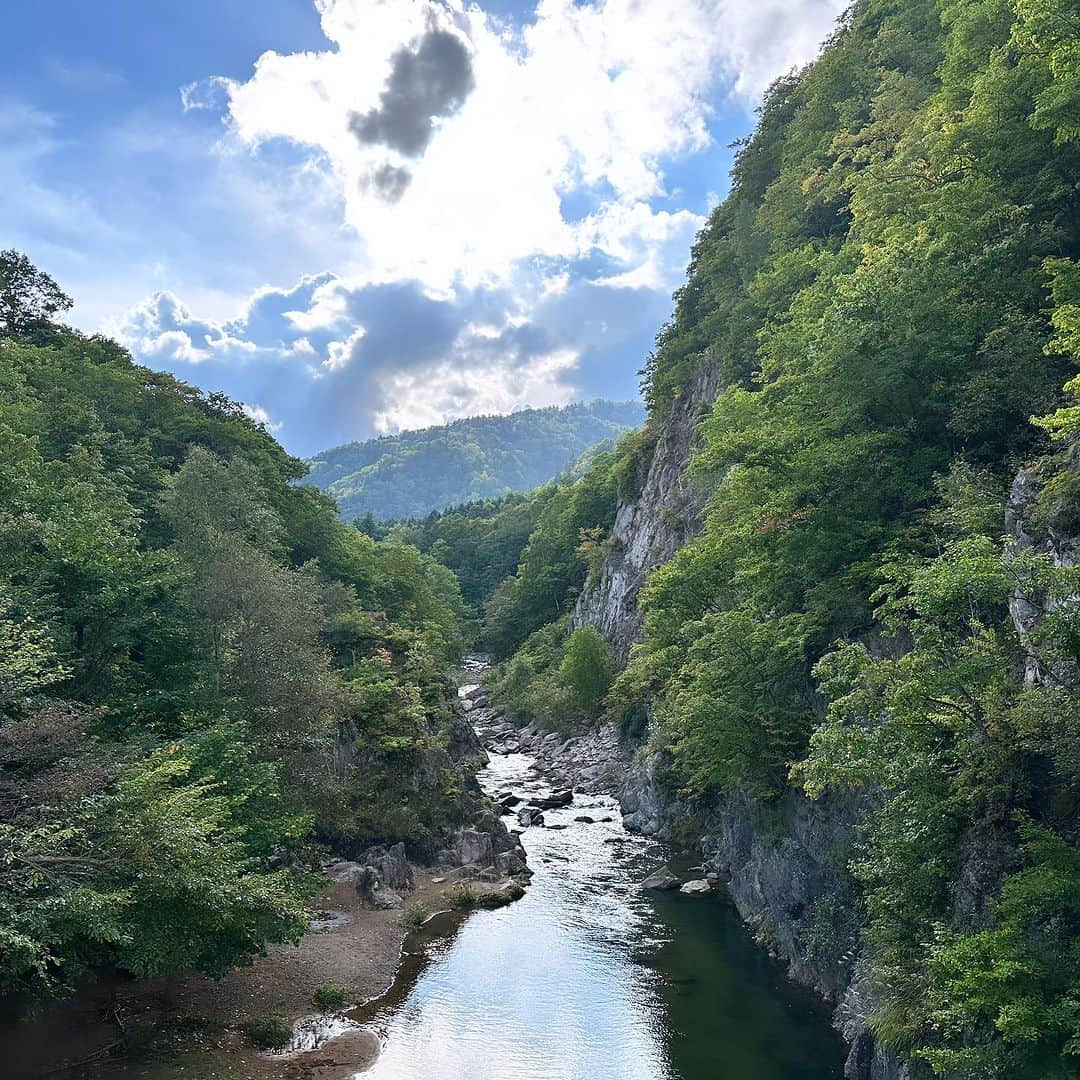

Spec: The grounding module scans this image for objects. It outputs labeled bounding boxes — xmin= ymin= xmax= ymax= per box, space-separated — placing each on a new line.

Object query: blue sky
xmin=1 ymin=0 xmax=846 ymax=456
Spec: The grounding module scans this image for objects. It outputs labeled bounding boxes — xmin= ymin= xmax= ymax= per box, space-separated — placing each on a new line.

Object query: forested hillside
xmin=0 ymin=252 xmax=479 ymax=1011
xmin=455 ymin=2 xmax=1080 ymax=1076
xmin=305 ymin=400 xmax=644 ymax=522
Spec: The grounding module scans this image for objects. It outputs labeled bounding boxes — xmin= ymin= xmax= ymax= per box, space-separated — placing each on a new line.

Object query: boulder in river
xmin=573 ymin=815 xmax=595 ymax=824
xmin=533 ymin=789 xmax=573 ymax=810
xmin=494 ymin=850 xmax=529 ymax=877
xmin=639 ymin=868 xmax=681 ymax=891
xmin=474 ymin=881 xmax=526 ymax=909
xmin=517 ymin=807 xmax=545 ymax=827
xmin=679 ymin=879 xmax=713 ymax=896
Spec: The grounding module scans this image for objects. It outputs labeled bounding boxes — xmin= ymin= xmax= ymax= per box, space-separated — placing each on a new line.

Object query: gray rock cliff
xmin=574 ymin=353 xmax=918 ymax=1079
xmin=571 ymin=359 xmax=721 ymax=664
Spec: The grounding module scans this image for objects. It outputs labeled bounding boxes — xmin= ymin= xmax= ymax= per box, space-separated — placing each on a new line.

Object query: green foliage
xmin=312 ymin=982 xmax=349 ymax=1010
xmin=923 ymin=821 xmax=1080 ymax=1079
xmin=0 ymin=258 xmax=475 ymax=1011
xmin=447 ymin=881 xmax=476 ymax=909
xmin=650 ymin=607 xmax=816 ymax=797
xmin=306 ymin=400 xmax=644 ymax=522
xmin=396 ymin=488 xmax=553 ymax=615
xmin=481 ymin=447 xmax=622 ymax=658
xmin=795 ymin=463 xmax=1080 ymax=1076
xmin=0 ymin=250 xmax=72 ymax=336
xmin=486 ymin=619 xmax=577 ymax=731
xmin=614 ymin=0 xmax=1079 ymax=816
xmin=241 ymin=1014 xmax=293 ymax=1050
xmin=559 ymin=627 xmax=613 ymax=712
xmin=403 ymin=900 xmax=428 ymax=927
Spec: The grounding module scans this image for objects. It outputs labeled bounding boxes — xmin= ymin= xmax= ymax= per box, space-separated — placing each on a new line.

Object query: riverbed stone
xmin=533 ymin=789 xmax=573 ymax=809
xmin=639 ymin=868 xmax=681 ymax=891
xmin=494 ymin=850 xmax=527 ymax=877
xmin=680 ymin=879 xmax=713 ymax=895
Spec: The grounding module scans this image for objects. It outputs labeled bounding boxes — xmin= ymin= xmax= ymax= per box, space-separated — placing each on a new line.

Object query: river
xmin=350 ymin=717 xmax=847 ymax=1080
xmin=3 ymin=688 xmax=848 ymax=1079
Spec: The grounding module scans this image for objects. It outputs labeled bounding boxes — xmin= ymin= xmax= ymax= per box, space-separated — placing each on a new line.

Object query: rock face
xmin=361 ymin=842 xmax=414 ymax=892
xmin=452 ymin=828 xmax=495 ymax=868
xmin=1006 ymin=460 xmax=1079 ymax=686
xmin=570 ymin=353 xmax=919 ymax=1079
xmin=327 ymin=668 xmax=528 ymax=906
xmin=571 ymin=360 xmax=722 ymax=665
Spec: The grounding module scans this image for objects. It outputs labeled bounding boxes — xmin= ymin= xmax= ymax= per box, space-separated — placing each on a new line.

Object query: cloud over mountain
xmin=108 ymin=0 xmax=847 ymax=453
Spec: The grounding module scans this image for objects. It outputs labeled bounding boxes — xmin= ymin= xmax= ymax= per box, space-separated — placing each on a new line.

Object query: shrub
xmin=241 ymin=1014 xmax=293 ymax=1049
xmin=559 ymin=627 xmax=613 ymax=712
xmin=448 ymin=882 xmax=476 ymax=909
xmin=312 ymin=982 xmax=348 ymax=1010
xmin=403 ymin=900 xmax=428 ymax=927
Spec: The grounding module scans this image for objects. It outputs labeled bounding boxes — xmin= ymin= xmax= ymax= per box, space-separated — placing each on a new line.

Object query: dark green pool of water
xmin=350 ymin=745 xmax=847 ymax=1080
xmin=647 ymin=885 xmax=844 ymax=1079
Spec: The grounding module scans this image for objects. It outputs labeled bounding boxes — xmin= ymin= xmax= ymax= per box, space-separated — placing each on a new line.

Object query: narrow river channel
xmin=350 ymin=685 xmax=847 ymax=1080
xmin=3 ymin=680 xmax=849 ymax=1080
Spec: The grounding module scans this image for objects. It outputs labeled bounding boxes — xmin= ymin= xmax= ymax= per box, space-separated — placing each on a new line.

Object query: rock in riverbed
xmin=639 ymin=868 xmax=681 ymax=891
xmin=532 ymin=789 xmax=573 ymax=810
xmin=679 ymin=879 xmax=713 ymax=895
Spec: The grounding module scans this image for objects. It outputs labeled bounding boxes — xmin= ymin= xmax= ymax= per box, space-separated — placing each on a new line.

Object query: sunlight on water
xmin=350 ymin=747 xmax=845 ymax=1080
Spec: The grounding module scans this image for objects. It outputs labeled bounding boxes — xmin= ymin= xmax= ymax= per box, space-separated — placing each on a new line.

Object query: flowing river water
xmin=4 ymin=680 xmax=848 ymax=1079
xmin=346 ymin=687 xmax=847 ymax=1080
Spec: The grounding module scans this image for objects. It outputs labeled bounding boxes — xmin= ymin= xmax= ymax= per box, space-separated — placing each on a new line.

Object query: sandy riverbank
xmin=4 ymin=863 xmax=523 ymax=1080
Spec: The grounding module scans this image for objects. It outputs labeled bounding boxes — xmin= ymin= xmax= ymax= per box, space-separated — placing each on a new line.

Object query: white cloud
xmin=115 ymin=290 xmax=256 ymax=363
xmin=716 ymin=0 xmax=847 ymax=101
xmin=193 ymin=0 xmax=843 ymax=292
xmin=105 ymin=0 xmax=850 ymax=451
xmin=112 ymin=269 xmax=583 ymax=447
xmin=370 ymin=341 xmax=578 ymax=433
xmin=241 ymin=403 xmax=283 ymax=432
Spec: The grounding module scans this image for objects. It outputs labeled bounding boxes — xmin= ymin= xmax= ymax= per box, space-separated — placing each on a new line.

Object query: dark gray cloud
xmin=370 ymin=163 xmax=412 ymax=202
xmin=348 ymin=29 xmax=475 ymax=158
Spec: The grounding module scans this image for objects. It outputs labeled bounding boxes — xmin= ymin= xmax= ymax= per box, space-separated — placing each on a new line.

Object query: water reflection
xmin=359 ymin=752 xmax=673 ymax=1079
xmin=353 ymin=749 xmax=845 ymax=1080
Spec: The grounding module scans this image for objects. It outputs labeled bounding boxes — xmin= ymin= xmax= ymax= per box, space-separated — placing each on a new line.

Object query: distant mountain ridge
xmin=305 ymin=400 xmax=645 ymax=521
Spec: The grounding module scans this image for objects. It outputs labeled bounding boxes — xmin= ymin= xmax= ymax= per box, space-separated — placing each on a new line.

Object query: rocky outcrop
xmin=571 ymin=358 xmax=722 ymax=664
xmin=619 ymin=744 xmax=919 ymax=1079
xmin=327 ymin=846 xmax=412 ymax=910
xmin=1006 ymin=459 xmax=1079 ymax=687
xmin=329 ymin=669 xmax=526 ymax=896
xmin=361 ymin=842 xmax=414 ymax=892
xmin=568 ymin=352 xmax=918 ymax=1077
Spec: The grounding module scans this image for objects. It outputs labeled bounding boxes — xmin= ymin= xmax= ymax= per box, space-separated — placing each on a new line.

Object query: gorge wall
xmin=572 ymin=356 xmax=918 ymax=1080
xmin=570 ymin=358 xmax=722 ymax=666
